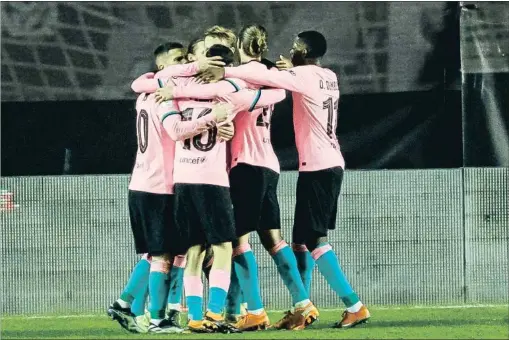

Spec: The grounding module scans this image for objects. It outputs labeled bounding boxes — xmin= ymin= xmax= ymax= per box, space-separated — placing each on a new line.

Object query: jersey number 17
xmin=323 ymin=97 xmax=339 ymax=139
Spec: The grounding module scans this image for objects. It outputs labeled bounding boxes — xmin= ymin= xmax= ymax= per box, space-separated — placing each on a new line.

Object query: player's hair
xmin=206 ymin=44 xmax=235 ymax=66
xmin=260 ymin=58 xmax=276 ymax=70
xmin=187 ymin=37 xmax=204 ymax=56
xmin=297 ymin=31 xmax=327 ymax=58
xmin=153 ymin=42 xmax=184 ymax=57
xmin=204 ymin=25 xmax=237 ymax=48
xmin=238 ymin=24 xmax=268 ymax=58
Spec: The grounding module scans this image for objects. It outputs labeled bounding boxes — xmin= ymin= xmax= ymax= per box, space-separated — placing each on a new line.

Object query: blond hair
xmin=238 ymin=24 xmax=268 ymax=58
xmin=204 ymin=25 xmax=237 ymax=48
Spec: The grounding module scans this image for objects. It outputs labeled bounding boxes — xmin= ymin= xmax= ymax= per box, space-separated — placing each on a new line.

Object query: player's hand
xmin=198 ymin=56 xmax=226 ymax=72
xmin=276 ymin=55 xmax=293 ymax=70
xmin=155 ymin=85 xmax=174 ymax=103
xmin=217 ymin=122 xmax=235 ymax=142
xmin=211 ymin=103 xmax=234 ymax=123
xmin=196 ymin=67 xmax=225 ymax=84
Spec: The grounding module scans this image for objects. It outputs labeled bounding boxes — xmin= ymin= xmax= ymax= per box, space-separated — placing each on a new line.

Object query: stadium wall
xmin=0 ymin=168 xmax=507 ymax=315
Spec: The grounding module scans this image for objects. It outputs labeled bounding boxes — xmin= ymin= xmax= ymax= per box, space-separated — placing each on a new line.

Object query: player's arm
xmin=220 ymin=88 xmax=286 ymax=113
xmin=171 ymin=78 xmax=244 ymax=99
xmin=155 ymin=78 xmax=245 ymax=103
xmin=131 ymin=62 xmax=205 ymax=94
xmin=162 ymin=112 xmax=216 ymax=141
xmin=131 ymin=72 xmax=158 ymax=93
xmin=159 ymin=102 xmax=233 ymax=141
xmin=223 ymin=64 xmax=306 ymax=94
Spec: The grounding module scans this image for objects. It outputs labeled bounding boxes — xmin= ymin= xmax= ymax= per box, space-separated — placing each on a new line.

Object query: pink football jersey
xmin=171 ymin=62 xmax=286 ymax=173
xmin=128 ymin=93 xmax=177 ymax=194
xmin=131 ymin=62 xmax=200 ymax=93
xmin=225 ymin=64 xmax=345 ymax=171
xmin=171 ymin=78 xmax=232 ymax=187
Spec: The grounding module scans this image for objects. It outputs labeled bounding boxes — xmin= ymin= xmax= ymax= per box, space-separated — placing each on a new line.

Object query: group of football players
xmin=106 ymin=24 xmax=371 ymax=334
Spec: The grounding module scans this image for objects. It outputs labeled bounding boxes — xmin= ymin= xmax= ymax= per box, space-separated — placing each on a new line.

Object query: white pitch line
xmin=2 ymin=304 xmax=507 ymax=320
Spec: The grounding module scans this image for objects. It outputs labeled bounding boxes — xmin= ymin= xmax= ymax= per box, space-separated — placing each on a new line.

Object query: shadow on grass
xmin=2 ymin=317 xmax=507 ymax=339
xmin=309 ymin=317 xmax=505 ymax=330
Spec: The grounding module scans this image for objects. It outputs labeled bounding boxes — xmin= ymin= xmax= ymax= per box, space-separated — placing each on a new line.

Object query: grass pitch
xmin=2 ymin=306 xmax=508 ymax=339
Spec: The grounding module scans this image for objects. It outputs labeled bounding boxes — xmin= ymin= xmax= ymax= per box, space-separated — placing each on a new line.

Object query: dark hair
xmin=187 ymin=37 xmax=204 ymax=55
xmin=206 ymin=44 xmax=235 ymax=65
xmin=238 ymin=24 xmax=268 ymax=57
xmin=260 ymin=58 xmax=276 ymax=69
xmin=153 ymin=42 xmax=184 ymax=57
xmin=297 ymin=31 xmax=327 ymax=58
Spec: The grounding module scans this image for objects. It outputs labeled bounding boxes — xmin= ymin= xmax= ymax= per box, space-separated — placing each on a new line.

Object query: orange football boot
xmin=274 ymin=302 xmax=319 ymax=330
xmin=235 ymin=311 xmax=270 ymax=331
xmin=187 ymin=319 xmax=217 ymax=333
xmin=204 ymin=311 xmax=242 ymax=334
xmin=335 ymin=305 xmax=371 ymax=328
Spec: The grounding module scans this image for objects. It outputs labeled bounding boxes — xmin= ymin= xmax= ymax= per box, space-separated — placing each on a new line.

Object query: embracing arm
xmin=162 ymin=112 xmax=216 ymax=141
xmin=220 ymin=88 xmax=286 ymax=113
xmin=172 ymin=79 xmax=243 ymax=99
xmin=224 ymin=64 xmax=305 ymax=94
xmin=131 ymin=63 xmax=201 ymax=93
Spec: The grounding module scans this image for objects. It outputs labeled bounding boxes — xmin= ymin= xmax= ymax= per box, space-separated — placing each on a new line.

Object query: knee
xmin=232 ymin=242 xmax=251 ymax=260
xmin=185 ymin=246 xmax=205 ymax=276
xmin=173 ymin=254 xmax=187 ymax=269
xmin=304 ymin=235 xmax=328 ymax=253
xmin=259 ymin=229 xmax=283 ymax=251
xmin=212 ymin=242 xmax=233 ymax=258
xmin=150 ymin=254 xmax=171 ymax=274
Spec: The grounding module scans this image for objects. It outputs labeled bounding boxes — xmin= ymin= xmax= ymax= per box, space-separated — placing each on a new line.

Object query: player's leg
xmin=201 ymin=185 xmax=241 ymax=333
xmin=175 ymin=184 xmax=220 ymax=333
xmin=143 ymin=193 xmax=184 ymax=333
xmin=117 ymin=254 xmax=150 ymax=311
xmin=253 ymin=171 xmax=316 ymax=331
xmin=292 ymin=175 xmax=316 ymax=298
xmin=207 ymin=241 xmax=233 ymax=316
xmin=130 ymin=282 xmax=149 ymax=333
xmin=229 ymin=165 xmax=268 ymax=329
xmin=260 ymin=171 xmax=310 ymax=310
xmin=165 ymin=254 xmax=186 ymax=327
xmin=301 ymin=168 xmax=370 ymax=328
xmin=147 ymin=254 xmax=172 ymax=328
xmin=225 ymin=262 xmax=243 ymax=322
xmin=292 ymin=244 xmax=315 ymax=296
xmin=184 ymin=244 xmax=209 ymax=330
xmin=108 ymin=191 xmax=148 ymax=332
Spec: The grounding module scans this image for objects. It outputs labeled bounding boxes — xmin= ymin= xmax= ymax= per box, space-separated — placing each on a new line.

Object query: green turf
xmin=1 ymin=307 xmax=508 ymax=339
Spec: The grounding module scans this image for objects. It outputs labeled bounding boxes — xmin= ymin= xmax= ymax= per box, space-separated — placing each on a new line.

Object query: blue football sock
xmin=234 ymin=246 xmax=264 ymax=311
xmin=225 ymin=265 xmax=242 ymax=315
xmin=131 ymin=281 xmax=148 ymax=316
xmin=271 ymin=243 xmax=309 ymax=305
xmin=207 ymin=269 xmax=230 ymax=314
xmin=184 ymin=276 xmax=203 ymax=321
xmin=167 ymin=265 xmax=184 ymax=308
xmin=120 ymin=256 xmax=150 ymax=304
xmin=293 ymin=246 xmax=315 ymax=296
xmin=148 ymin=265 xmax=170 ymax=320
xmin=314 ymin=243 xmax=360 ymax=308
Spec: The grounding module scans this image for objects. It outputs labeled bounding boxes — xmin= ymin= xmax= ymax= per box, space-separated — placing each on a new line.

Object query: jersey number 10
xmin=181 ymin=108 xmax=217 ymax=152
xmin=137 ymin=109 xmax=149 ymax=154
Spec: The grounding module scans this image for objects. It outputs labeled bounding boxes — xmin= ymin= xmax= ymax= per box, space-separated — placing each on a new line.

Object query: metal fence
xmin=1 ymin=168 xmax=508 ymax=315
